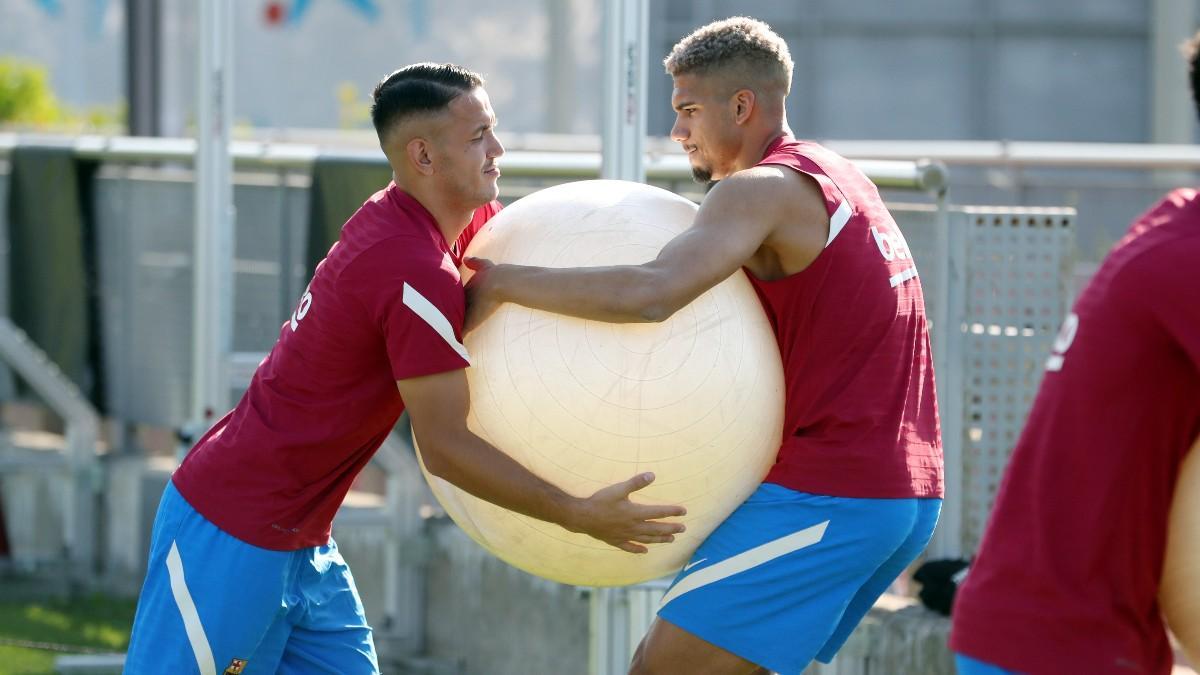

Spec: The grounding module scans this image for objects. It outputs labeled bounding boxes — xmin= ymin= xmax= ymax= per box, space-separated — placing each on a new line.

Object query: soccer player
xmin=465 ymin=18 xmax=944 ymax=675
xmin=949 ymin=34 xmax=1200 ymax=675
xmin=124 ymin=63 xmax=686 ymax=675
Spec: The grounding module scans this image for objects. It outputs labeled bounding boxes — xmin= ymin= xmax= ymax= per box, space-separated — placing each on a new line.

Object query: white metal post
xmin=1150 ymin=0 xmax=1197 ymax=189
xmin=592 ymin=1 xmax=649 ymax=673
xmin=929 ymin=191 xmax=965 ymax=559
xmin=600 ymin=0 xmax=648 ymax=183
xmin=191 ymin=0 xmax=234 ymax=429
xmin=1151 ymin=0 xmax=1197 ymax=146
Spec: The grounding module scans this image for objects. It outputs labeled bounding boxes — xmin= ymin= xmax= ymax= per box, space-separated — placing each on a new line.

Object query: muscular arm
xmin=397 ymin=369 xmax=686 ymax=553
xmin=466 ymin=167 xmax=827 ymax=325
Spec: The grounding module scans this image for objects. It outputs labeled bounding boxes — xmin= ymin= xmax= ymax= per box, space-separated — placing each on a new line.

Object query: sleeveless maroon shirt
xmin=748 ymin=135 xmax=943 ymax=498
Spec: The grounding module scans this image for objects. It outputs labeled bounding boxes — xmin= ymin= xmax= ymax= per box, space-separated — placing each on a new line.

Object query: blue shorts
xmin=657 ymin=483 xmax=942 ymax=675
xmin=954 ymin=654 xmax=1022 ymax=675
xmin=125 ymin=482 xmax=378 ymax=675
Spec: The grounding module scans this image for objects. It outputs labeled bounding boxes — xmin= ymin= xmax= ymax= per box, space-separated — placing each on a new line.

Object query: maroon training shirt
xmin=950 ymin=188 xmax=1200 ymax=674
xmin=173 ymin=184 xmax=501 ymax=550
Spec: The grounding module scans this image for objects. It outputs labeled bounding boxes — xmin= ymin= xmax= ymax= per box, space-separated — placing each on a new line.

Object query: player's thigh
xmin=630 ymin=617 xmax=767 ymax=675
xmin=276 ymin=624 xmax=378 ymax=675
xmin=655 ymin=484 xmax=917 ymax=674
xmin=277 ymin=539 xmax=379 ymax=675
xmin=126 ymin=483 xmax=294 ymax=675
xmin=816 ymin=497 xmax=942 ymax=662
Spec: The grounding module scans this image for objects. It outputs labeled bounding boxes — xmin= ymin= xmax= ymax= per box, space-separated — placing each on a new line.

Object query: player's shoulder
xmin=1160 ymin=186 xmax=1200 ymax=208
xmin=346 ymin=232 xmax=444 ymax=277
xmin=721 ymin=164 xmax=822 ymax=198
xmin=337 ymin=234 xmax=461 ymax=317
xmin=1125 ymin=189 xmax=1200 ymax=257
xmin=713 ymin=165 xmax=826 ymax=224
xmin=1100 ymin=192 xmax=1200 ymax=295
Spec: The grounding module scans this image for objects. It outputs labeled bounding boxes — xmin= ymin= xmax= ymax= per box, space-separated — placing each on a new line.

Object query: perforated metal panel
xmin=957 ymin=207 xmax=1075 ymax=554
xmin=890 ymin=204 xmax=1075 ymax=557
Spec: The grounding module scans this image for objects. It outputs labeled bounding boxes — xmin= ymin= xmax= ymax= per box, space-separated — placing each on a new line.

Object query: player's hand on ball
xmin=570 ymin=472 xmax=687 ymax=554
xmin=463 ymin=256 xmax=503 ymax=334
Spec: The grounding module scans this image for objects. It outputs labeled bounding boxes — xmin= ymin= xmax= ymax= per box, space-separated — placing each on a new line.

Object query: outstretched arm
xmin=397 ymin=368 xmax=686 ymax=553
xmin=466 ymin=168 xmax=800 ymax=326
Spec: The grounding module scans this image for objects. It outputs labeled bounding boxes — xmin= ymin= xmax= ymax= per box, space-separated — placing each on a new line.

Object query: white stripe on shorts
xmin=166 ymin=541 xmax=217 ymax=675
xmin=659 ymin=520 xmax=829 ymax=609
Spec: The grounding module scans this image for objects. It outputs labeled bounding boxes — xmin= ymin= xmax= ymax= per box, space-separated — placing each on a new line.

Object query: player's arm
xmin=1160 ymin=433 xmax=1200 ymax=662
xmin=465 ymin=167 xmax=822 ymax=326
xmin=397 ymin=368 xmax=686 ymax=553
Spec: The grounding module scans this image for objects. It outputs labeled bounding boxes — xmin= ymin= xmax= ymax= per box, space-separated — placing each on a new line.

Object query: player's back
xmin=748 ymin=136 xmax=943 ymax=500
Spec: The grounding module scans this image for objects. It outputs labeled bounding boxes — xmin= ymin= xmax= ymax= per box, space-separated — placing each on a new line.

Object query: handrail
xmin=823 ymin=139 xmax=1200 ymax=170
xmin=0 ymin=133 xmax=946 ymax=193
xmin=0 ymin=316 xmax=99 ymax=584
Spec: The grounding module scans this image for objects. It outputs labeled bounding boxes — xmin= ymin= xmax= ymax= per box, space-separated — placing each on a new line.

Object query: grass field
xmin=0 ymin=595 xmax=136 ymax=675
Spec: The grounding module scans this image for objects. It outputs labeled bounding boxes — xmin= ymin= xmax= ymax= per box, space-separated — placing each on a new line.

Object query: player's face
xmin=670 ymin=73 xmax=739 ymax=183
xmin=437 ymin=87 xmax=504 ymax=207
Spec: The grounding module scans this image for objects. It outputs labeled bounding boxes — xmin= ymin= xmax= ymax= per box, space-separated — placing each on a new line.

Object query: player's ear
xmin=407 ymin=137 xmax=435 ymax=176
xmin=732 ymin=89 xmax=755 ymax=125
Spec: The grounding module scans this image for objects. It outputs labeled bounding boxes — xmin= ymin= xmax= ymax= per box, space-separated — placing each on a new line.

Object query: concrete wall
xmin=422 ymin=522 xmax=591 ymax=675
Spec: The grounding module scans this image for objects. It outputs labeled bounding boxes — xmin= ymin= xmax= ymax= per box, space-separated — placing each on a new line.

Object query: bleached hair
xmin=663 ymin=16 xmax=793 ymax=95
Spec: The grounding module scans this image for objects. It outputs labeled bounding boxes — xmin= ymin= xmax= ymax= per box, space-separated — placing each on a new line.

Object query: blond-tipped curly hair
xmin=663 ymin=17 xmax=793 ymax=96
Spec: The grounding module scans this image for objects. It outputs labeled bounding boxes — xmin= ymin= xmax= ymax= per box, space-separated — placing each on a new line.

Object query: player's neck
xmin=423 ymin=196 xmax=475 ymax=245
xmin=432 ymin=212 xmax=474 ymax=248
xmin=398 ymin=180 xmax=476 ymax=246
xmin=727 ymin=124 xmax=790 ymax=176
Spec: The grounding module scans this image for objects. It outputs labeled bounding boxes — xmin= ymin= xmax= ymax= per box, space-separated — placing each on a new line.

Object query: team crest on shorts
xmin=223 ymin=659 xmax=248 ymax=674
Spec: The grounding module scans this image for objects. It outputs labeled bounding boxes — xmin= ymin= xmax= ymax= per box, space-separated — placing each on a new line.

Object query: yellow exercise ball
xmin=416 ymin=179 xmax=784 ymax=587
xmin=1161 ymin=433 xmax=1200 ymax=660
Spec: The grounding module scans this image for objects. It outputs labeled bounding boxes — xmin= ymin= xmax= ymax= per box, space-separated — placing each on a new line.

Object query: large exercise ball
xmin=417 ymin=179 xmax=784 ymax=587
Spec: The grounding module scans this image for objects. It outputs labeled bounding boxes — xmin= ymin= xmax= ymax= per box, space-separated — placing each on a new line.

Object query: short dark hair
xmin=1186 ymin=31 xmax=1200 ymax=122
xmin=664 ymin=17 xmax=793 ymax=96
xmin=370 ymin=63 xmax=484 ymax=142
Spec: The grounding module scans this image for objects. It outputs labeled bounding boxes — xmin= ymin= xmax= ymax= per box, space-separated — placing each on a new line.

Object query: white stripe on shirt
xmin=402 ymin=282 xmax=472 ymax=365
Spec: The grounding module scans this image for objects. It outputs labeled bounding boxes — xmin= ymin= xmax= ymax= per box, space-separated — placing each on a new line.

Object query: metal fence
xmin=825 ymin=139 xmax=1199 ymax=263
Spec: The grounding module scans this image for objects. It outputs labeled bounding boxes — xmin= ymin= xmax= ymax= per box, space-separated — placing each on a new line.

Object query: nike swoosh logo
xmin=683 ymin=558 xmax=707 ymax=572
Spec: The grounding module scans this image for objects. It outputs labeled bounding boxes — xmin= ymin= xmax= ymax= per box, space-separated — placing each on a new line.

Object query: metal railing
xmin=8 ymin=132 xmax=1200 ymax=175
xmin=0 ymin=133 xmax=947 ymax=193
xmin=0 ymin=317 xmax=100 ymax=584
xmin=823 ymin=139 xmax=1200 ymax=170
